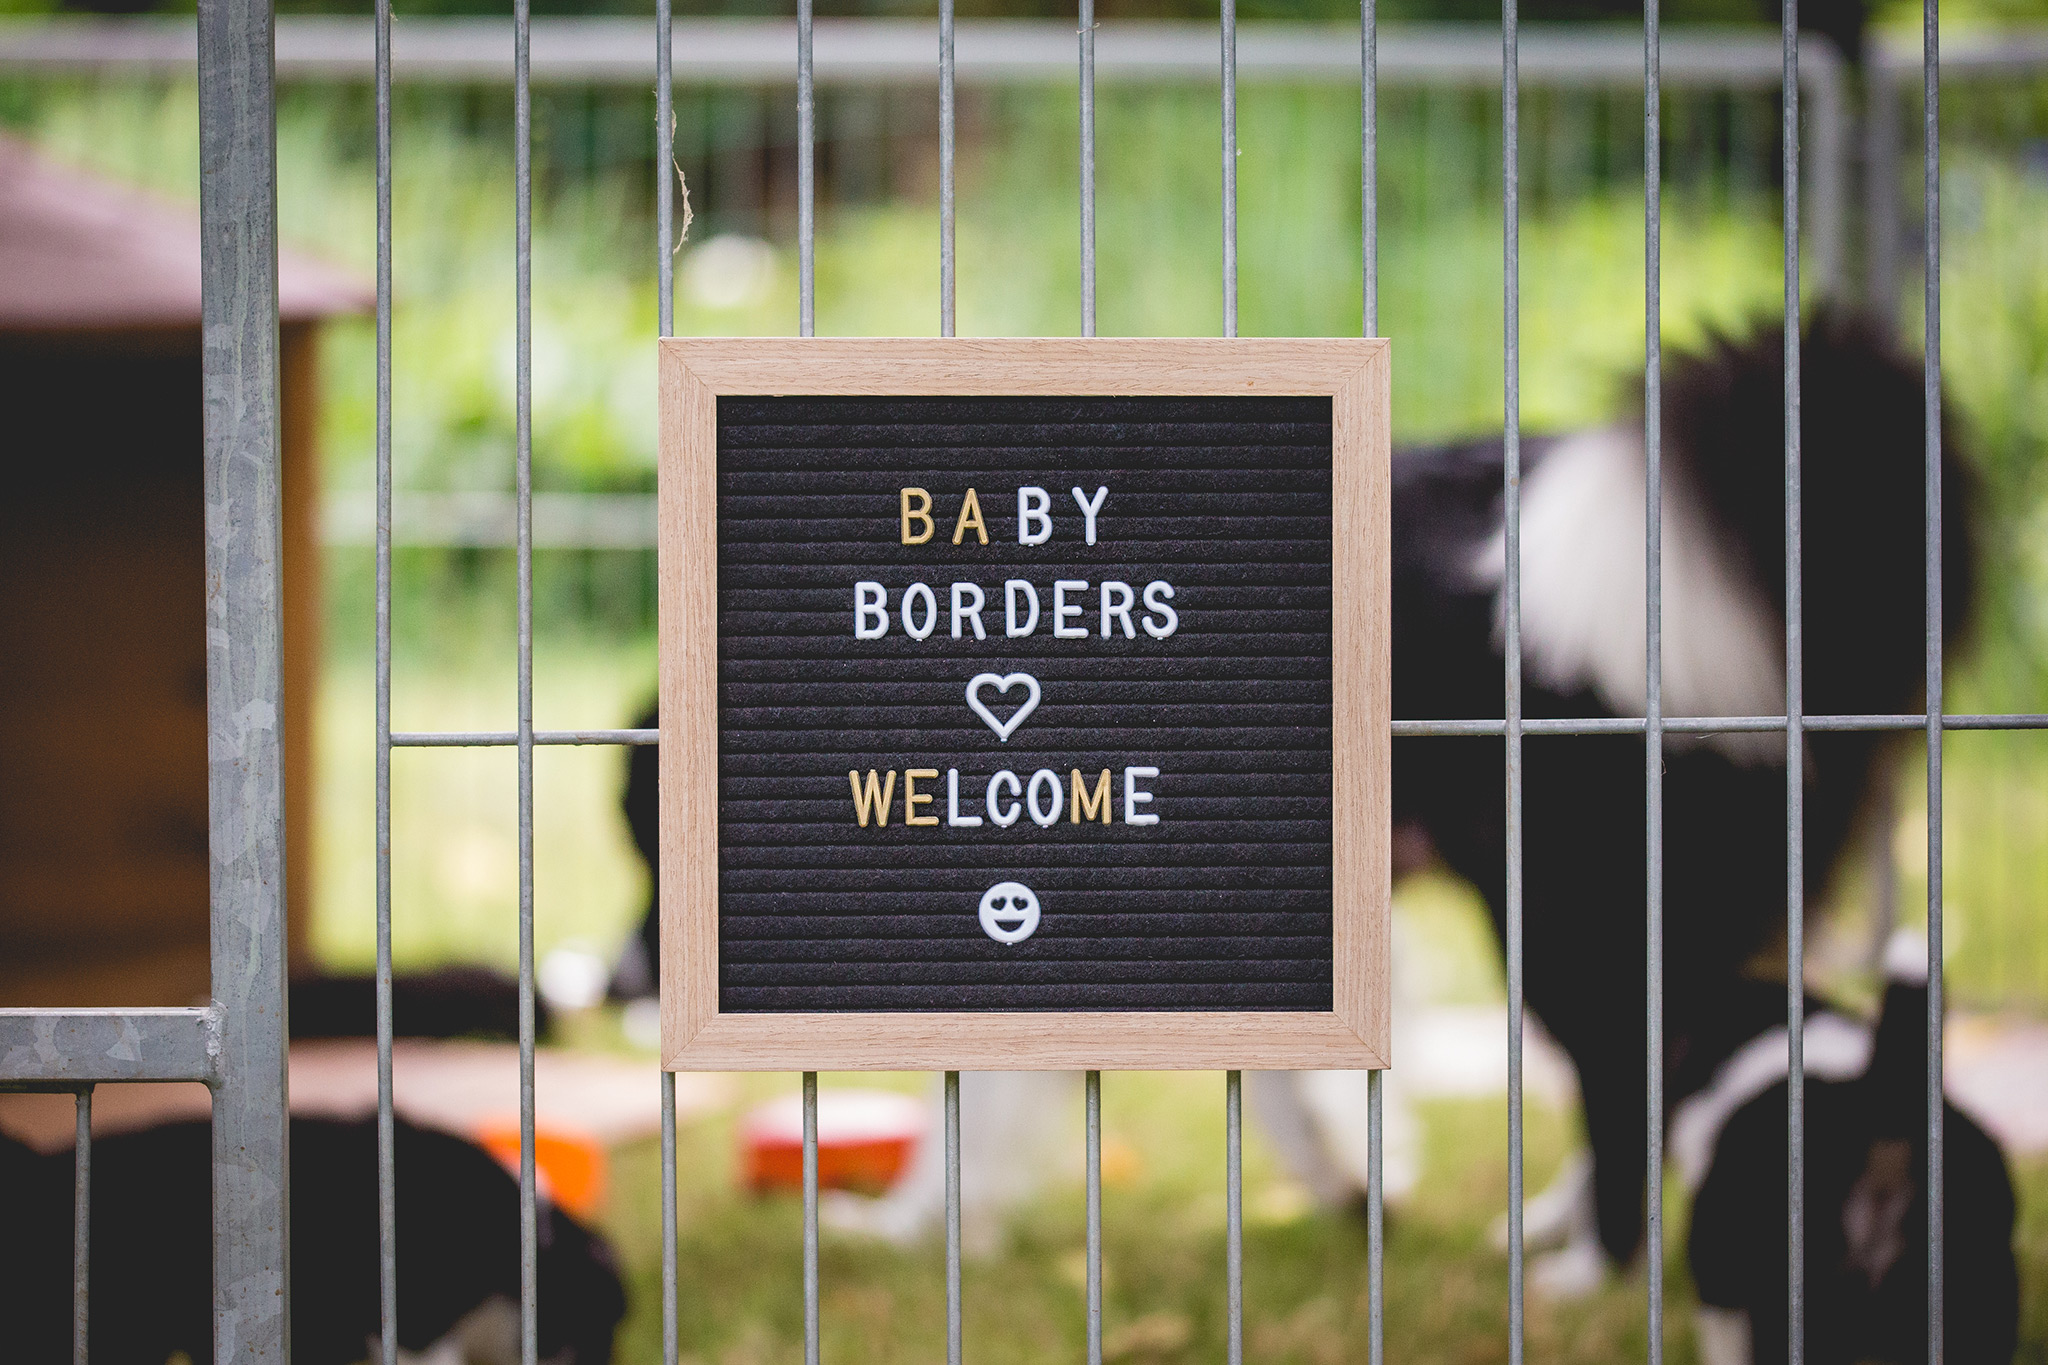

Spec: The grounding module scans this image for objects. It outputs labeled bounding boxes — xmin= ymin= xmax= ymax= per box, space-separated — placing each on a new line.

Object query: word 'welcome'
xmin=848 ymin=767 xmax=1161 ymax=829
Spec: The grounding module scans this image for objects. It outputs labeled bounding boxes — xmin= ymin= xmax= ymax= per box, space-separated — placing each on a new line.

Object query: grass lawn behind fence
xmin=583 ymin=1067 xmax=2048 ymax=1365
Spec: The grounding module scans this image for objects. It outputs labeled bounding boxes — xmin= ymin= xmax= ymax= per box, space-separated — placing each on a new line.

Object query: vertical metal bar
xmin=1781 ymin=0 xmax=1805 ymax=1356
xmin=657 ymin=0 xmax=674 ymax=335
xmin=514 ymin=0 xmax=538 ymax=1352
xmin=195 ymin=0 xmax=291 ymax=1343
xmin=945 ymin=1071 xmax=962 ymax=1365
xmin=72 ymin=1087 xmax=90 ymax=1365
xmin=1361 ymin=0 xmax=1376 ymax=338
xmin=662 ymin=1073 xmax=680 ymax=1365
xmin=374 ymin=0 xmax=397 ymax=1349
xmin=1922 ymin=0 xmax=1944 ymax=1356
xmin=655 ymin=12 xmax=680 ymax=1363
xmin=1219 ymin=0 xmax=1243 ymax=1343
xmin=798 ymin=0 xmax=814 ymax=338
xmin=1366 ymin=1072 xmax=1383 ymax=1365
xmin=797 ymin=5 xmax=820 ymax=1353
xmin=1225 ymin=1071 xmax=1243 ymax=1365
xmin=1361 ymin=7 xmax=1383 ymax=1360
xmin=1501 ymin=0 xmax=1525 ymax=1350
xmin=1643 ymin=0 xmax=1665 ymax=1355
xmin=1220 ymin=0 xmax=1237 ymax=338
xmin=940 ymin=0 xmax=955 ymax=339
xmin=803 ymin=1071 xmax=820 ymax=1365
xmin=1078 ymin=0 xmax=1095 ymax=337
xmin=1086 ymin=1070 xmax=1102 ymax=1365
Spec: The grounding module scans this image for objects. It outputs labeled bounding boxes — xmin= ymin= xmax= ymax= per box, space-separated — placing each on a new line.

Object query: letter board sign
xmin=658 ymin=339 xmax=1389 ymax=1070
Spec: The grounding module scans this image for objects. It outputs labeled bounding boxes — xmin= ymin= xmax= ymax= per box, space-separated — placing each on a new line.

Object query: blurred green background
xmin=5 ymin=20 xmax=2048 ymax=1360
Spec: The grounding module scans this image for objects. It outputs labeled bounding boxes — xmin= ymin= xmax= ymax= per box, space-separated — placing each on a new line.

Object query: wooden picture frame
xmin=658 ymin=338 xmax=1390 ymax=1071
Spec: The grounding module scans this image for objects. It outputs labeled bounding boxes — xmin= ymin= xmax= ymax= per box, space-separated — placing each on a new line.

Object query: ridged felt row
xmin=717 ymin=394 xmax=1335 ymax=1012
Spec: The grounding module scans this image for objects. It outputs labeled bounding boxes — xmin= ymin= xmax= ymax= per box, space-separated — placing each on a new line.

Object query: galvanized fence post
xmin=196 ymin=0 xmax=292 ymax=1348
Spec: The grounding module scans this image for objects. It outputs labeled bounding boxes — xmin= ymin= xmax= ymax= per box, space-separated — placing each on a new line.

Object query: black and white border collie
xmin=0 ymin=1116 xmax=626 ymax=1365
xmin=1391 ymin=311 xmax=1978 ymax=1267
xmin=1682 ymin=933 xmax=2018 ymax=1365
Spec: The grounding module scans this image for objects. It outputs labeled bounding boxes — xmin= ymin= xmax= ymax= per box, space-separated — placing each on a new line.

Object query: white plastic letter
xmin=855 ymin=581 xmax=889 ymax=639
xmin=1053 ymin=580 xmax=1089 ymax=638
xmin=1017 ymin=486 xmax=1052 ymax=545
xmin=1124 ymin=766 xmax=1160 ymax=825
xmin=1071 ymin=485 xmax=1108 ymax=544
xmin=901 ymin=582 xmax=938 ymax=640
xmin=1142 ymin=581 xmax=1179 ymax=639
xmin=1100 ymin=580 xmax=1136 ymax=639
xmin=950 ymin=582 xmax=987 ymax=640
xmin=948 ymin=769 xmax=983 ymax=827
xmin=987 ymin=770 xmax=1023 ymax=827
xmin=1026 ymin=769 xmax=1064 ymax=828
xmin=1005 ymin=580 xmax=1041 ymax=637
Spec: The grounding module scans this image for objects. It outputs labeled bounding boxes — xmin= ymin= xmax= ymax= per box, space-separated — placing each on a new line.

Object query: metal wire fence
xmin=2 ymin=2 xmax=2043 ymax=1363
xmin=383 ymin=3 xmax=1957 ymax=1362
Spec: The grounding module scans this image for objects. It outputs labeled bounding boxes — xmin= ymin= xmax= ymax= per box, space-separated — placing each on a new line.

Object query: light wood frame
xmin=658 ymin=338 xmax=1390 ymax=1071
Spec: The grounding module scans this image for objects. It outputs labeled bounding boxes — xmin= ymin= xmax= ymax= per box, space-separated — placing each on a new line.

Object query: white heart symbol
xmin=965 ymin=672 xmax=1042 ymax=743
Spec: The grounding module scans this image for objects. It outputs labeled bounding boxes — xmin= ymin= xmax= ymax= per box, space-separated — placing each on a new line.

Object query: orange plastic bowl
xmin=474 ymin=1120 xmax=609 ymax=1220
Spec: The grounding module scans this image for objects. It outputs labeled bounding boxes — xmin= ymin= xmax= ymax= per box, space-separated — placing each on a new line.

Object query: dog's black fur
xmin=1391 ymin=312 xmax=1977 ymax=1264
xmin=612 ymin=714 xmax=663 ymax=1001
xmin=1 ymin=1116 xmax=625 ymax=1364
xmin=290 ymin=966 xmax=549 ymax=1043
xmin=1688 ymin=972 xmax=2018 ymax=1364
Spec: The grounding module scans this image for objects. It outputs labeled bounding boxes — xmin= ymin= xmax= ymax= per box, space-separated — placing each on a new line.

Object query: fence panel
xmin=9 ymin=6 xmax=2048 ymax=1363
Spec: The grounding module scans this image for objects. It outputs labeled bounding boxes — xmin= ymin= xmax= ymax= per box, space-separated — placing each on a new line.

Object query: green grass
xmin=580 ymin=1066 xmax=2048 ymax=1365
xmin=599 ymin=1075 xmax=1599 ymax=1365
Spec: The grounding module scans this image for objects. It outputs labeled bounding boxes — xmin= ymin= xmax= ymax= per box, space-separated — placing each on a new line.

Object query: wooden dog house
xmin=0 ymin=137 xmax=368 ymax=1006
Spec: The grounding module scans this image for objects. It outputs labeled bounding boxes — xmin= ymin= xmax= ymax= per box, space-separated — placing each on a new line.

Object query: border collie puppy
xmin=2 ymin=1116 xmax=626 ymax=1365
xmin=1391 ymin=312 xmax=1976 ymax=1268
xmin=1682 ymin=935 xmax=2018 ymax=1365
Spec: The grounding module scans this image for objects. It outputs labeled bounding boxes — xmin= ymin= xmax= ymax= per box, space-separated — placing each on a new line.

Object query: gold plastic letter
xmin=904 ymin=768 xmax=940 ymax=826
xmin=952 ymin=487 xmax=989 ymax=545
xmin=901 ymin=488 xmax=935 ymax=544
xmin=1071 ymin=768 xmax=1112 ymax=824
xmin=850 ymin=769 xmax=898 ymax=827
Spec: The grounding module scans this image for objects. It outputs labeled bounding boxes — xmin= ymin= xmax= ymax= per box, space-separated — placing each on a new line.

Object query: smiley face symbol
xmin=977 ymin=881 xmax=1041 ymax=945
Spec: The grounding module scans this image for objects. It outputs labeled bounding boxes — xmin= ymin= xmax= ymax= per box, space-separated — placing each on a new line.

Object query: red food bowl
xmin=740 ymin=1088 xmax=924 ymax=1195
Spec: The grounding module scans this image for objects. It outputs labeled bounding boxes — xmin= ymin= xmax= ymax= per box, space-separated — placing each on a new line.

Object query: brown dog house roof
xmin=0 ymin=133 xmax=370 ymax=331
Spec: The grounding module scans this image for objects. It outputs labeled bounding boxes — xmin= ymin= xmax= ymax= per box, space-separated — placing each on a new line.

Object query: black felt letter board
xmin=716 ymin=394 xmax=1335 ymax=1013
